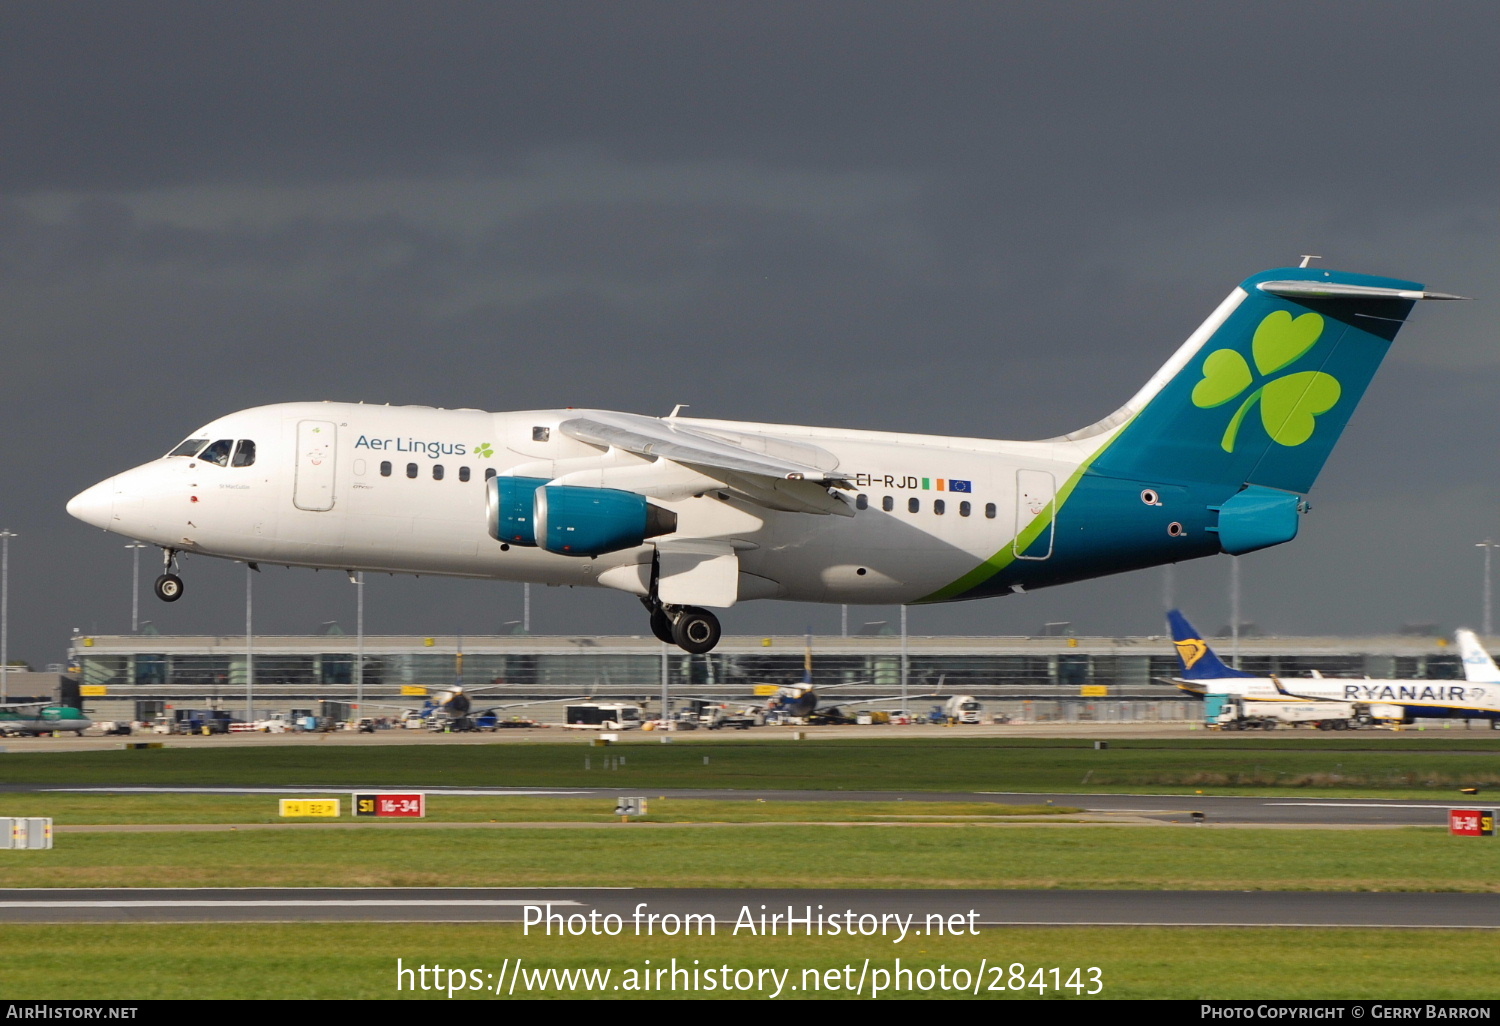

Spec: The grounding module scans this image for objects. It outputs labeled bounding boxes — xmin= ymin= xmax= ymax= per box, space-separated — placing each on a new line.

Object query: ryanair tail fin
xmin=1167 ymin=609 xmax=1253 ymax=679
xmin=1456 ymin=629 xmax=1500 ymax=684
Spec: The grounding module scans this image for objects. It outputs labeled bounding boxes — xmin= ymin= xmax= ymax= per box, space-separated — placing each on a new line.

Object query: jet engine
xmin=489 ymin=476 xmax=549 ymax=546
xmin=533 ymin=485 xmax=677 ymax=556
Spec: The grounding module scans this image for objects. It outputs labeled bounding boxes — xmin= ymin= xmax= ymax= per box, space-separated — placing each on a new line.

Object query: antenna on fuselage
xmin=668 ymin=404 xmax=689 ymax=419
xmin=1298 ymin=254 xmax=1322 ymax=268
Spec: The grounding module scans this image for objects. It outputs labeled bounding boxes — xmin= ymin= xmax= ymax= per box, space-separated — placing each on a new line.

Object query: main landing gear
xmin=642 ymin=597 xmax=721 ymax=654
xmin=154 ymin=548 xmax=184 ymax=603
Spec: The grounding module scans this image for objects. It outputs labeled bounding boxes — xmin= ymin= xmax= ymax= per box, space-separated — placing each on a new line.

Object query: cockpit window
xmin=198 ymin=439 xmax=234 ymax=467
xmin=231 ymin=440 xmax=256 ymax=468
xmin=169 ymin=438 xmax=209 ymax=458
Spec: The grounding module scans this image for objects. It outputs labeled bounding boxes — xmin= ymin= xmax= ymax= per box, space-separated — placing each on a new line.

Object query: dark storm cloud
xmin=0 ymin=1 xmax=1496 ymax=665
xmin=4 ymin=1 xmax=1497 ymax=205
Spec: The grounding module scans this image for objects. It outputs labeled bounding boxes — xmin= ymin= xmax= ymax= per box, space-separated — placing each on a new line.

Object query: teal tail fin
xmin=1085 ymin=267 xmax=1462 ymax=495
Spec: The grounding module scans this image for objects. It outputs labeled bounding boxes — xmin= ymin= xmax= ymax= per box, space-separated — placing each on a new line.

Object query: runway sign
xmin=279 ymin=799 xmax=340 ymax=818
xmin=354 ymin=793 xmax=426 ymax=817
xmin=1449 ymin=809 xmax=1495 ymax=836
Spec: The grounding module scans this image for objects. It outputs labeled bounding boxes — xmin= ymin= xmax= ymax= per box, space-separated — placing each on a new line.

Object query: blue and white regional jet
xmin=1166 ymin=610 xmax=1500 ymax=723
xmin=67 ymin=266 xmax=1461 ymax=652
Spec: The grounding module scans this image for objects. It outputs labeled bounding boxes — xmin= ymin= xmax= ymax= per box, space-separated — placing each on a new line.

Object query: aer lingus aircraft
xmin=67 ymin=266 xmax=1462 ymax=653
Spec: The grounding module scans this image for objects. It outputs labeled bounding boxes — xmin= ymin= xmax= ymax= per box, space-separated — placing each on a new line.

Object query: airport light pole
xmin=0 ymin=530 xmax=14 ymax=703
xmin=1478 ymin=541 xmax=1499 ymax=638
xmin=900 ymin=604 xmax=909 ymax=718
xmin=125 ymin=542 xmax=148 ymax=633
xmin=355 ymin=571 xmax=365 ymax=712
xmin=1229 ymin=556 xmax=1241 ymax=669
xmin=245 ymin=565 xmax=254 ymax=723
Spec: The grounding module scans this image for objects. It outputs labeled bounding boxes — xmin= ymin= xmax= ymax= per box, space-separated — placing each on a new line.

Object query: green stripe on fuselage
xmin=917 ymin=428 xmax=1126 ymax=603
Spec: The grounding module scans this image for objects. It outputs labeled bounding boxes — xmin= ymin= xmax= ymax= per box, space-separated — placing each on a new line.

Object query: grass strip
xmin=1 ymin=923 xmax=1495 ymax=999
xmin=0 ymin=825 xmax=1488 ymax=890
xmin=0 ymin=793 xmax=1073 ymax=826
xmin=5 ymin=737 xmax=1500 ymax=796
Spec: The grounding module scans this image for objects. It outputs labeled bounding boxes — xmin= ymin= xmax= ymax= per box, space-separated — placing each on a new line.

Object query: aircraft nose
xmin=66 ymin=477 xmax=117 ymax=529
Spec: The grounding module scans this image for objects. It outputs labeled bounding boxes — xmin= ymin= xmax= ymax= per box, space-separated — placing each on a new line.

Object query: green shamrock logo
xmin=473 ymin=443 xmax=495 ymax=458
xmin=1191 ymin=311 xmax=1341 ymax=453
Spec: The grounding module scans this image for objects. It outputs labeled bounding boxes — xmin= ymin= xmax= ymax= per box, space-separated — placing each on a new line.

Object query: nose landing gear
xmin=154 ymin=548 xmax=184 ymax=603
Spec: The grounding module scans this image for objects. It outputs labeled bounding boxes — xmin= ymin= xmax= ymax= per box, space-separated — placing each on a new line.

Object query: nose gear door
xmin=294 ymin=420 xmax=338 ymax=511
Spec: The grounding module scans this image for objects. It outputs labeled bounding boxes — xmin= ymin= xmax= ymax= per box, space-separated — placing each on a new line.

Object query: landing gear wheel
xmin=672 ymin=606 xmax=721 ymax=654
xmin=154 ymin=573 xmax=184 ymax=603
xmin=649 ymin=608 xmax=675 ymax=645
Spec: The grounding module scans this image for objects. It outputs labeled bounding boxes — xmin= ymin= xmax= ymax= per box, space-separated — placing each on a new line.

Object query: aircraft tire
xmin=649 ymin=609 xmax=675 ymax=644
xmin=673 ymin=607 xmax=721 ymax=654
xmin=154 ymin=573 xmax=184 ymax=602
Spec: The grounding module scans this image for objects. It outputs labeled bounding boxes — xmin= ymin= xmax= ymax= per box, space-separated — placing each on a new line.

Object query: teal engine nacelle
xmin=488 ymin=476 xmax=550 ymax=546
xmin=487 ymin=477 xmax=677 ymax=556
xmin=536 ymin=485 xmax=677 ymax=556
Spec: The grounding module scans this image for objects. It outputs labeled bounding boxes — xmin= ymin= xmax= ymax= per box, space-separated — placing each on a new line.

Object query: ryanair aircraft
xmin=67 ymin=266 xmax=1461 ymax=653
xmin=1166 ymin=610 xmax=1500 ymax=723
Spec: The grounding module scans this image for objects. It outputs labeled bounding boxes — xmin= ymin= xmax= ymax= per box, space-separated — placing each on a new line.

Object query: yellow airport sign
xmin=80 ymin=685 xmax=108 ymax=696
xmin=753 ymin=684 xmax=781 ymax=696
xmin=279 ymin=799 xmax=340 ymax=818
xmin=401 ymin=685 xmax=428 ymax=696
xmin=1080 ymin=685 xmax=1109 ymax=697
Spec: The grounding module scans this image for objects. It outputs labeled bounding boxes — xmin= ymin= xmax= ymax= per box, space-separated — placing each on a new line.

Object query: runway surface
xmin=1 ymin=887 xmax=1495 ymax=928
xmin=2 ymin=784 xmax=1478 ymax=826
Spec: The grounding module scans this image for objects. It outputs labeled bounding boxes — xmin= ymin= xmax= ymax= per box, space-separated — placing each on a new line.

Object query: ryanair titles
xmin=354 ymin=436 xmax=466 ymax=459
xmin=1342 ymin=683 xmax=1478 ymax=703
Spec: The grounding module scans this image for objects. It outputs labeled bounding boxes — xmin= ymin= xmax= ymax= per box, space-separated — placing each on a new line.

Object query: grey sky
xmin=2 ymin=2 xmax=1496 ymax=666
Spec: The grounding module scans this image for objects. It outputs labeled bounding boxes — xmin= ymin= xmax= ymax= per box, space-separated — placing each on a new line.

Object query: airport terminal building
xmin=64 ymin=631 xmax=1467 ymax=724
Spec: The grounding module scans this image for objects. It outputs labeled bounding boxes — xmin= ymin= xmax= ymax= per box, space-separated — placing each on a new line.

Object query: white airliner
xmin=1167 ymin=610 xmax=1500 ymax=724
xmin=67 ymin=266 xmax=1462 ymax=652
xmin=1456 ymin=629 xmax=1500 ymax=685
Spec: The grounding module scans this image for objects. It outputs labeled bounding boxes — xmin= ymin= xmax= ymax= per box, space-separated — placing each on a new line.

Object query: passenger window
xmin=855 ymin=493 xmax=868 ymax=510
xmin=882 ymin=496 xmax=893 ymax=512
xmin=406 ymin=463 xmax=418 ymax=479
xmin=231 ymin=440 xmax=256 ymax=468
xmin=459 ymin=466 xmax=471 ymax=483
xmin=169 ymin=438 xmax=209 ymax=458
xmin=960 ymin=501 xmax=971 ymax=517
xmin=433 ymin=464 xmax=444 ymax=481
xmin=485 ymin=468 xmax=497 ymax=481
xmin=198 ymin=439 xmax=233 ymax=467
xmin=933 ymin=499 xmax=945 ymax=516
xmin=532 ymin=426 xmax=551 ymax=442
xmin=908 ymin=497 xmax=920 ymax=513
xmin=380 ymin=461 xmax=392 ymax=477
xmin=985 ymin=503 xmax=997 ymax=519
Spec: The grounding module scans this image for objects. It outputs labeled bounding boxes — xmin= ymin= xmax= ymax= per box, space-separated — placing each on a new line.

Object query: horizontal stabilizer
xmin=1256 ymin=281 xmax=1468 ymax=301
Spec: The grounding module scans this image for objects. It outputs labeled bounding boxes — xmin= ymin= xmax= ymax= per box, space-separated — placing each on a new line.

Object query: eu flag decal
xmin=948 ymin=479 xmax=972 ymax=493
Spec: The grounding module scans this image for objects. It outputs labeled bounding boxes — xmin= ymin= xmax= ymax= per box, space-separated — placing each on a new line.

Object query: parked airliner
xmin=1166 ymin=610 xmax=1500 ymax=723
xmin=67 ymin=266 xmax=1461 ymax=652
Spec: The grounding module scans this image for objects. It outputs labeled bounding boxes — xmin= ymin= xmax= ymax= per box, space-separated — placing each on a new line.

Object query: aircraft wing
xmin=559 ymin=411 xmax=855 ymax=517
